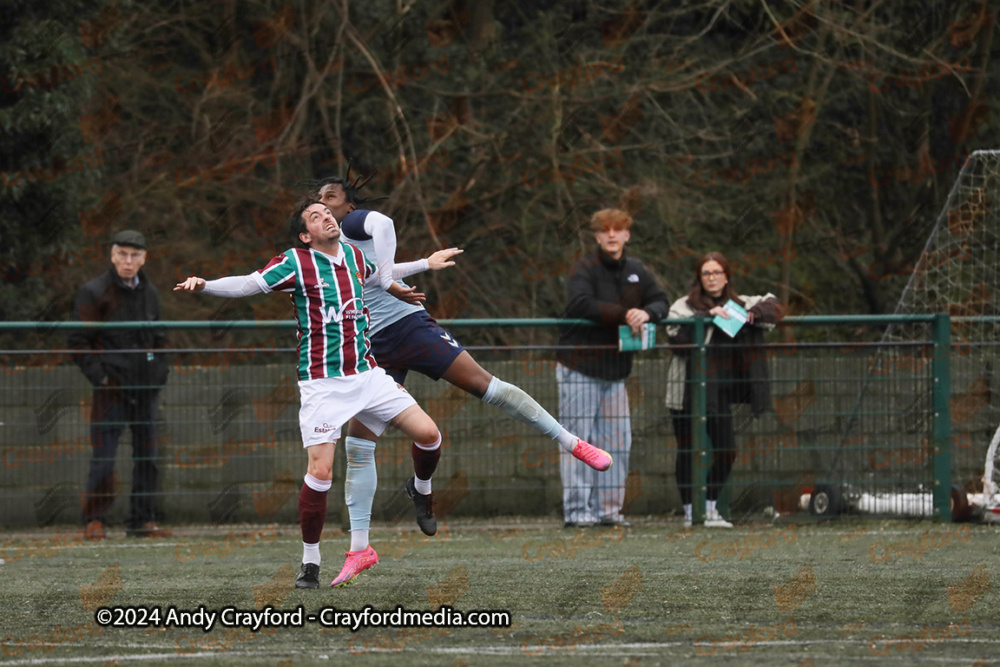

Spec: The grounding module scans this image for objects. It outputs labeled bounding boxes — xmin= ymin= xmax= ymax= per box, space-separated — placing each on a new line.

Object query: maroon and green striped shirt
xmin=254 ymin=244 xmax=377 ymax=381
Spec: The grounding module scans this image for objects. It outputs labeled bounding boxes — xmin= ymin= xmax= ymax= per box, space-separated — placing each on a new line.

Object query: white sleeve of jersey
xmin=364 ymin=211 xmax=398 ymax=291
xmin=202 ymin=274 xmax=268 ymax=297
xmin=393 ymin=259 xmax=430 ymax=279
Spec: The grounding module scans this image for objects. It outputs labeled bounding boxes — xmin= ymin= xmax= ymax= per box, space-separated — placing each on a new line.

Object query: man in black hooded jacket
xmin=69 ymin=230 xmax=169 ymax=540
xmin=556 ymin=208 xmax=668 ymax=527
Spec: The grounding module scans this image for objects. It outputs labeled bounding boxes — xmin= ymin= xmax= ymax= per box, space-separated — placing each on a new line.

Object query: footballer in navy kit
xmin=310 ymin=175 xmax=614 ymax=537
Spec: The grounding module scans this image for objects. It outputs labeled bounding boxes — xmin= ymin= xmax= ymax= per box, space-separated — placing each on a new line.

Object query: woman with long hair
xmin=665 ymin=252 xmax=782 ymax=527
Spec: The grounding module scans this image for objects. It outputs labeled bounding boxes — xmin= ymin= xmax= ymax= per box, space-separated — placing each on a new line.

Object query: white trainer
xmin=705 ymin=507 xmax=733 ymax=528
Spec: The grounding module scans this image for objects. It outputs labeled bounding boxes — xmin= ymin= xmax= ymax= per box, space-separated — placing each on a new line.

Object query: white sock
xmin=350 ymin=529 xmax=369 ymax=552
xmin=303 ymin=542 xmax=320 ymax=566
xmin=556 ymin=428 xmax=578 ymax=453
xmin=304 ymin=473 xmax=332 ymax=492
xmin=482 ymin=376 xmax=562 ymax=438
xmin=414 ymin=475 xmax=432 ymax=495
xmin=707 ymin=499 xmax=717 ymax=515
xmin=683 ymin=504 xmax=692 ymax=521
xmin=344 ymin=437 xmax=377 ymax=534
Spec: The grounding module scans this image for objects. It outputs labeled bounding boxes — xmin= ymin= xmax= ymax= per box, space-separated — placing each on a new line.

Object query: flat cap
xmin=111 ymin=229 xmax=146 ymax=249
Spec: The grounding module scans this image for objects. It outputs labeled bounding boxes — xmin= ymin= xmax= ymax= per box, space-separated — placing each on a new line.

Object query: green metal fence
xmin=0 ymin=315 xmax=991 ymax=529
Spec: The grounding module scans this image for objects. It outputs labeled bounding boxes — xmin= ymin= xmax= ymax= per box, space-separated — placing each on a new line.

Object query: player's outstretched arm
xmin=174 ymin=277 xmax=207 ymax=292
xmin=427 ymin=247 xmax=463 ymax=270
xmin=174 ymin=274 xmax=266 ymax=298
xmin=393 ymin=247 xmax=463 ymax=278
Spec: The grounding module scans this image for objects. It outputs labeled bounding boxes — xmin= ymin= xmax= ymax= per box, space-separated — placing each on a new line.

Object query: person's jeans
xmin=556 ymin=364 xmax=631 ymax=523
xmin=83 ymin=385 xmax=161 ymax=528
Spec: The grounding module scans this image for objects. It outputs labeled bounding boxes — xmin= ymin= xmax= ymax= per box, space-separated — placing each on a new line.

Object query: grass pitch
xmin=1 ymin=517 xmax=998 ymax=666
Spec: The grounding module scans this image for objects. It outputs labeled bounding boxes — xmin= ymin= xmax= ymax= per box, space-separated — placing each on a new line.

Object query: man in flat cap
xmin=69 ymin=230 xmax=170 ymax=540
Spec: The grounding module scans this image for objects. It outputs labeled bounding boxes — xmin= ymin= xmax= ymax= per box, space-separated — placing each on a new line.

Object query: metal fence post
xmin=931 ymin=313 xmax=952 ymax=521
xmin=692 ymin=317 xmax=708 ymax=524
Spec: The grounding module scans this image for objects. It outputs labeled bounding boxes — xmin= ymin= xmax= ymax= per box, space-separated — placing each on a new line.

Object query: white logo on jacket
xmin=628 ymin=274 xmax=639 ymax=283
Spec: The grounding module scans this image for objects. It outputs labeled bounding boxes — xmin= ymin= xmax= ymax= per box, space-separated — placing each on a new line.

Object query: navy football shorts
xmin=369 ymin=311 xmax=466 ymax=384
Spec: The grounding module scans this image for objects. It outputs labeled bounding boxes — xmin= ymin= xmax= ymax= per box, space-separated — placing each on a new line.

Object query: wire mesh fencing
xmin=1 ymin=315 xmax=987 ymax=529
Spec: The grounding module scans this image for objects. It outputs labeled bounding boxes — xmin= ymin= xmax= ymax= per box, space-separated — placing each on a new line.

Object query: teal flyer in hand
xmin=618 ymin=323 xmax=657 ymax=351
xmin=713 ymin=300 xmax=748 ymax=337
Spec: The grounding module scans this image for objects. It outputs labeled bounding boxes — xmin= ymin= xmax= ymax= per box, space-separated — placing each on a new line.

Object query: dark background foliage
xmin=2 ymin=0 xmax=997 ymax=346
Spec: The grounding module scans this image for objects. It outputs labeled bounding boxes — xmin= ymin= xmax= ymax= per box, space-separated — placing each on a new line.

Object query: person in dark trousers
xmin=556 ymin=208 xmax=669 ymax=527
xmin=666 ymin=251 xmax=782 ymax=528
xmin=69 ymin=230 xmax=170 ymax=540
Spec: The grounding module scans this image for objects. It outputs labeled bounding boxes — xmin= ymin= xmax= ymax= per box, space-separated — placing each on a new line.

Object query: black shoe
xmin=295 ymin=562 xmax=320 ymax=589
xmin=405 ymin=477 xmax=437 ymax=536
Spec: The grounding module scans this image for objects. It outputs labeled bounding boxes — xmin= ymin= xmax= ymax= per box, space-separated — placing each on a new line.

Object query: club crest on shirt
xmin=355 ymin=270 xmax=364 ymax=285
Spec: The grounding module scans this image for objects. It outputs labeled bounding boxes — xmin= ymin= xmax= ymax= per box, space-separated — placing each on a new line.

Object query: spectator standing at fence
xmin=666 ymin=252 xmax=782 ymax=528
xmin=311 ymin=175 xmax=615 ymax=538
xmin=555 ymin=208 xmax=668 ymax=527
xmin=175 ymin=200 xmax=444 ymax=589
xmin=69 ymin=230 xmax=170 ymax=541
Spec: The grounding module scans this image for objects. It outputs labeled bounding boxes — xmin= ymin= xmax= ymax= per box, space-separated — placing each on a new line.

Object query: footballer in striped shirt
xmin=175 ymin=199 xmax=443 ymax=589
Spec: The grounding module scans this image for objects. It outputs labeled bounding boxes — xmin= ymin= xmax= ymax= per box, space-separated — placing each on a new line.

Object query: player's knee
xmin=307 ymin=459 xmax=334 ymax=480
xmin=415 ymin=427 xmax=442 ymax=449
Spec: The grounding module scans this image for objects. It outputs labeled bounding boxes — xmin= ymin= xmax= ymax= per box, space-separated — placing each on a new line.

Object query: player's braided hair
xmin=298 ymin=162 xmax=386 ymax=206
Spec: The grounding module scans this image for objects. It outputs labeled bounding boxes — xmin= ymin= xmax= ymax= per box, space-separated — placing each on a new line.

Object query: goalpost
xmin=820 ymin=149 xmax=1000 ymax=519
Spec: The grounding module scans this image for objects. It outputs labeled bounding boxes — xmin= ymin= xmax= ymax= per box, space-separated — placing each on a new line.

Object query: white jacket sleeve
xmin=202 ymin=274 xmax=268 ymax=297
xmin=364 ymin=211 xmax=398 ymax=290
xmin=665 ymin=297 xmax=693 ymax=339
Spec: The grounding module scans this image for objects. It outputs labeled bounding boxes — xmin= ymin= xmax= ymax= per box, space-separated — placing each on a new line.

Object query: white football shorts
xmin=298 ymin=367 xmax=417 ymax=447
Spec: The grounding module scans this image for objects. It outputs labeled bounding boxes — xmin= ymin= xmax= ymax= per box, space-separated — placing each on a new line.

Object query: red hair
xmin=589 ymin=208 xmax=634 ymax=232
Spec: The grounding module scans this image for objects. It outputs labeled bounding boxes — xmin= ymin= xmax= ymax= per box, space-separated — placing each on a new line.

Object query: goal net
xmin=833 ymin=150 xmax=1000 ymax=518
xmin=886 ymin=149 xmax=998 ymax=345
